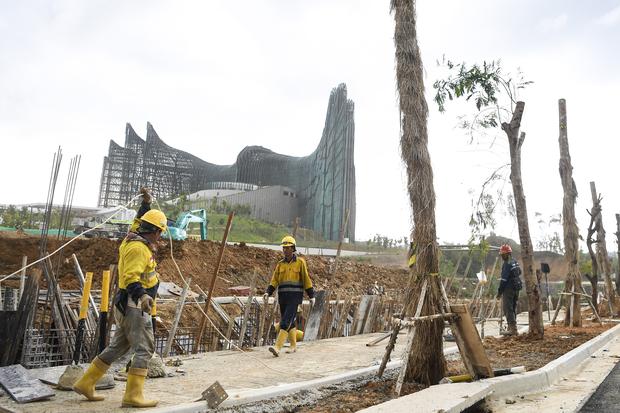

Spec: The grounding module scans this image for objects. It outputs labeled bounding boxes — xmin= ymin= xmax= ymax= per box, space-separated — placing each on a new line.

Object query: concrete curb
xmin=146 ymin=346 xmax=462 ymax=412
xmin=360 ymin=323 xmax=620 ymax=413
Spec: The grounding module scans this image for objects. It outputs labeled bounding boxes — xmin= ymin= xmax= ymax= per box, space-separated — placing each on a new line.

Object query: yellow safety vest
xmin=269 ymin=256 xmax=312 ymax=294
xmin=118 ymin=238 xmax=159 ymax=290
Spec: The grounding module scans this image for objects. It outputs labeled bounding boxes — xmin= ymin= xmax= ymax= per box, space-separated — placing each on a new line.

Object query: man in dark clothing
xmin=496 ymin=244 xmax=523 ymax=336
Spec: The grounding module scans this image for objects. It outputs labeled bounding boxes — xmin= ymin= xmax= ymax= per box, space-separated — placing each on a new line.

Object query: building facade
xmin=98 ymin=84 xmax=356 ymax=241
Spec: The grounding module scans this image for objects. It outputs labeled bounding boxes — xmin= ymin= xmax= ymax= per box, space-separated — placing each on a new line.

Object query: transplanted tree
xmin=433 ymin=60 xmax=544 ymax=337
xmin=391 ymin=0 xmax=446 ymax=385
xmin=557 ymin=99 xmax=583 ymax=327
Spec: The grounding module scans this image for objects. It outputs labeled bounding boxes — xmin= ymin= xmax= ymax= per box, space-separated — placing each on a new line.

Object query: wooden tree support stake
xmin=393 ymin=279 xmax=428 ymax=394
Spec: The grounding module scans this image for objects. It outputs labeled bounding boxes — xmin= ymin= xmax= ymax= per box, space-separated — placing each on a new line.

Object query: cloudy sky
xmin=1 ymin=0 xmax=619 ymax=249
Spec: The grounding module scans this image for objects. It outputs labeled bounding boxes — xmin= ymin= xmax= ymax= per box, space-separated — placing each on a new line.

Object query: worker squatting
xmin=72 ymin=188 xmax=315 ymax=407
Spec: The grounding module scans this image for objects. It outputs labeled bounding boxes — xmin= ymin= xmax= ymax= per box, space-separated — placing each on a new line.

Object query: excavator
xmin=164 ymin=209 xmax=208 ymax=241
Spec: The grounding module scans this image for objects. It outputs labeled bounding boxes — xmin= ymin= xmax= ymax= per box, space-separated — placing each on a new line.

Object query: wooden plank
xmin=318 ymin=290 xmax=332 ymax=339
xmin=0 ymin=364 xmax=55 ymax=403
xmin=335 ymin=297 xmax=352 ymax=338
xmin=363 ymin=296 xmax=380 ymax=334
xmin=450 ymin=304 xmax=493 ymax=379
xmin=353 ymin=295 xmax=373 ymax=335
xmin=303 ymin=290 xmax=327 ymax=341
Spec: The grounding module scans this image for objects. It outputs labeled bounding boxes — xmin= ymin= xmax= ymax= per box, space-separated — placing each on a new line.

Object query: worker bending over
xmin=264 ymin=236 xmax=314 ymax=356
xmin=496 ymin=244 xmax=523 ymax=336
xmin=73 ymin=189 xmax=165 ymax=408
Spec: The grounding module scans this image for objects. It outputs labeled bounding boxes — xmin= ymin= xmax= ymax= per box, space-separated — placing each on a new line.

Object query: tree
xmin=585 ymin=196 xmax=601 ymax=312
xmin=391 ymin=0 xmax=446 ymax=385
xmin=590 ymin=181 xmax=616 ymax=312
xmin=558 ymin=99 xmax=582 ymax=327
xmin=433 ymin=60 xmax=544 ymax=337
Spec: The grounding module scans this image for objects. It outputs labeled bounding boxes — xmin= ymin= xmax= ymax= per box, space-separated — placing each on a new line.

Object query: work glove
xmin=140 ymin=187 xmax=152 ymax=204
xmin=309 ymin=297 xmax=316 ymax=306
xmin=263 ymin=293 xmax=269 ymax=303
xmin=140 ymin=294 xmax=154 ymax=313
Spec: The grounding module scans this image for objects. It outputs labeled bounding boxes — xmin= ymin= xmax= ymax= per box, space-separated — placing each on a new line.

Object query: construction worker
xmin=496 ymin=244 xmax=523 ymax=336
xmin=73 ymin=189 xmax=165 ymax=408
xmin=264 ymin=235 xmax=315 ymax=356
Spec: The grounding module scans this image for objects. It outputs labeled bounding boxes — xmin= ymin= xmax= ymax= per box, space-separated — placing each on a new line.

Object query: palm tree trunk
xmin=391 ymin=0 xmax=446 ymax=385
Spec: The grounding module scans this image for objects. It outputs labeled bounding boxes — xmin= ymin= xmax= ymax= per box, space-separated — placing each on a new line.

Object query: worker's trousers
xmin=98 ymin=306 xmax=154 ymax=369
xmin=278 ymin=293 xmax=302 ymax=331
xmin=502 ymin=288 xmax=519 ymax=326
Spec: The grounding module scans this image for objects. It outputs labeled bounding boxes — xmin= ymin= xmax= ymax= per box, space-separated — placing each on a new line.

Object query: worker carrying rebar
xmin=496 ymin=244 xmax=523 ymax=336
xmin=263 ymin=235 xmax=315 ymax=356
xmin=73 ymin=188 xmax=165 ymax=408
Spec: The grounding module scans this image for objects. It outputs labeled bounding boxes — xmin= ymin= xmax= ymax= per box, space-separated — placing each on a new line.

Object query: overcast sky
xmin=1 ymin=0 xmax=620 ymax=250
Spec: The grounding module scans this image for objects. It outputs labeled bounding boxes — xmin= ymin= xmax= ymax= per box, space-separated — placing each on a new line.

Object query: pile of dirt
xmin=0 ymin=234 xmax=409 ymax=300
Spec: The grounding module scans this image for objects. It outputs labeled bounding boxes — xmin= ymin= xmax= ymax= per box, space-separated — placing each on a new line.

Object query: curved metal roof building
xmin=98 ymin=84 xmax=355 ymax=241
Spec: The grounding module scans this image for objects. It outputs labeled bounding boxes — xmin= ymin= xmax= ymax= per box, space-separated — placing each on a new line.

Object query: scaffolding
xmin=97 ymin=84 xmax=356 ymax=241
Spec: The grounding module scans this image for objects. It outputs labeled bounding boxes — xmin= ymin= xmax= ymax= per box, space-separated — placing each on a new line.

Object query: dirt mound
xmin=0 ymin=235 xmax=410 ymax=298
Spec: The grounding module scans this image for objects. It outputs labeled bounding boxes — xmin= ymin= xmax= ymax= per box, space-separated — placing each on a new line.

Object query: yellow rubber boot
xmin=121 ymin=368 xmax=158 ymax=408
xmin=286 ymin=328 xmax=297 ymax=353
xmin=269 ymin=329 xmax=289 ymax=357
xmin=72 ymin=357 xmax=109 ymax=401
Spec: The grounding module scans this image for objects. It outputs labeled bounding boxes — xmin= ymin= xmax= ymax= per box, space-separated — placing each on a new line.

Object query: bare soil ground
xmin=0 ymin=234 xmax=409 ymax=320
xmin=294 ymin=323 xmax=613 ymax=413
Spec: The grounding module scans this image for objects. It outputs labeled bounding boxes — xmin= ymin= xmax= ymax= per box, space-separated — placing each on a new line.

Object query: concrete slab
xmin=358 ymin=381 xmax=492 ymax=413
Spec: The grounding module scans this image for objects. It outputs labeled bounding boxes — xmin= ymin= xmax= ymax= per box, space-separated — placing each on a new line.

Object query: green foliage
xmin=0 ymin=205 xmax=64 ymax=230
xmin=432 ymin=57 xmax=532 ymax=244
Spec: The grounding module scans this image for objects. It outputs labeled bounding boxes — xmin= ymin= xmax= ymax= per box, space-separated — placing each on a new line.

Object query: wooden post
xmin=195 ymin=211 xmax=234 ymax=352
xmin=163 ymin=277 xmax=191 ymax=358
xmin=394 ymin=279 xmax=427 ymax=395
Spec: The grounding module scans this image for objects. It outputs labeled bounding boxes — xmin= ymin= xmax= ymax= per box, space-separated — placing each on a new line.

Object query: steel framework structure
xmin=98 ymin=84 xmax=356 ymax=241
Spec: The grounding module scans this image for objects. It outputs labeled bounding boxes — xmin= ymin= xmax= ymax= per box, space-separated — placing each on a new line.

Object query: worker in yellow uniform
xmin=264 ymin=236 xmax=314 ymax=356
xmin=73 ymin=189 xmax=165 ymax=408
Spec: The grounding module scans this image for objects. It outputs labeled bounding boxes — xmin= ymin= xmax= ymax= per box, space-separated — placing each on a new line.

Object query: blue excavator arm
xmin=164 ymin=209 xmax=208 ymax=240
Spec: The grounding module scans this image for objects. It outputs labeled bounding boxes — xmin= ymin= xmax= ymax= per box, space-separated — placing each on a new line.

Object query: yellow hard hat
xmin=281 ymin=235 xmax=296 ymax=247
xmin=140 ymin=209 xmax=167 ymax=231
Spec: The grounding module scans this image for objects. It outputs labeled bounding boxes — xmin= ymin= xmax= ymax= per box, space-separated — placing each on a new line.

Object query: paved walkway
xmin=0 ymin=312 xmax=529 ymax=413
